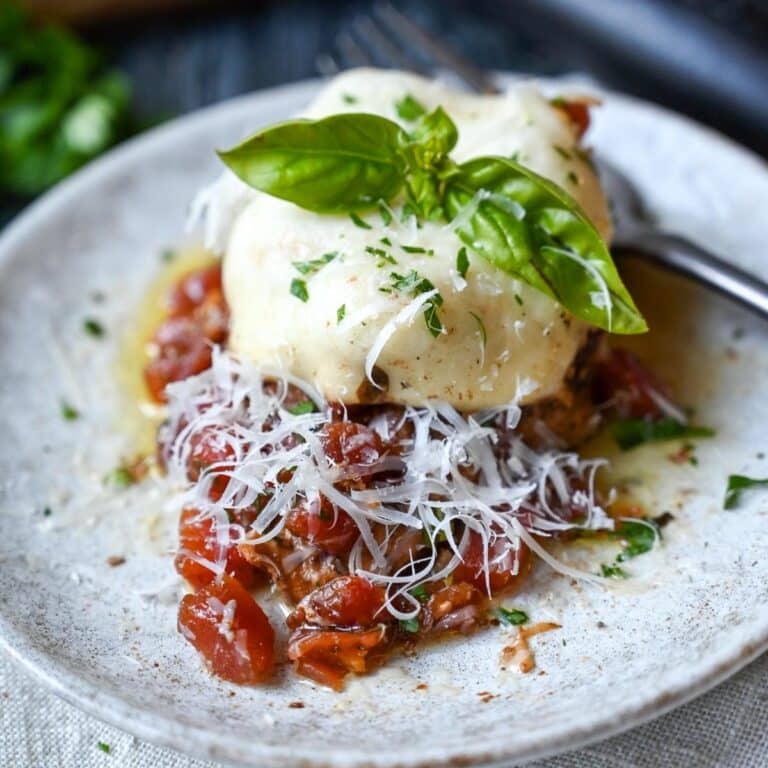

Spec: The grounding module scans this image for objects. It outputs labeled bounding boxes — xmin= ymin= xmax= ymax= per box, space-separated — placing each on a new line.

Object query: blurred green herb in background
xmin=0 ymin=2 xmax=138 ymax=197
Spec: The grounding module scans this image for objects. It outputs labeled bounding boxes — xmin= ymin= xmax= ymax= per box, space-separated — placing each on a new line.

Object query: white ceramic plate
xmin=1 ymin=76 xmax=768 ymax=768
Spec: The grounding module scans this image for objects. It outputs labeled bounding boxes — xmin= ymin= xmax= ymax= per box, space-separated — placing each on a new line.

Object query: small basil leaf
xmin=395 ymin=93 xmax=427 ymax=122
xmin=494 ymin=607 xmax=528 ymax=626
xmin=219 ymin=113 xmax=407 ymax=213
xmin=724 ymin=475 xmax=768 ymax=510
xmin=614 ymin=519 xmax=658 ymax=561
xmin=611 ymin=417 xmax=714 ymax=451
xmin=408 ymin=106 xmax=459 ymax=163
xmin=443 ymin=156 xmax=647 ymax=334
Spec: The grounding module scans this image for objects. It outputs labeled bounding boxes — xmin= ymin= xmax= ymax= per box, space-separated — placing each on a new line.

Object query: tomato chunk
xmin=287 ymin=626 xmax=389 ymax=691
xmin=178 ymin=575 xmax=274 ymax=684
xmin=175 ymin=508 xmax=257 ymax=590
xmin=286 ymin=497 xmax=359 ymax=556
xmin=144 ymin=317 xmax=212 ymax=402
xmin=593 ymin=347 xmax=672 ymax=420
xmin=186 ymin=427 xmax=238 ymax=501
xmin=453 ymin=531 xmax=531 ymax=596
xmin=287 ymin=575 xmax=386 ymax=630
xmin=320 ymin=422 xmax=385 ymax=468
xmin=167 ymin=264 xmax=223 ymax=318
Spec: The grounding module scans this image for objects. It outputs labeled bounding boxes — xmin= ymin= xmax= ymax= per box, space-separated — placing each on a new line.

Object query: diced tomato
xmin=553 ymin=98 xmax=591 ymax=139
xmin=286 ymin=496 xmax=359 ymax=556
xmin=421 ymin=582 xmax=486 ymax=635
xmin=320 ymin=422 xmax=385 ymax=468
xmin=178 ymin=575 xmax=274 ymax=684
xmin=144 ymin=317 xmax=212 ymax=402
xmin=167 ymin=265 xmax=223 ymax=318
xmin=593 ymin=347 xmax=672 ymax=420
xmin=287 ymin=626 xmax=388 ymax=691
xmin=453 ymin=530 xmax=531 ymax=596
xmin=175 ymin=508 xmax=257 ymax=590
xmin=186 ymin=427 xmax=237 ymax=501
xmin=287 ymin=575 xmax=387 ymax=630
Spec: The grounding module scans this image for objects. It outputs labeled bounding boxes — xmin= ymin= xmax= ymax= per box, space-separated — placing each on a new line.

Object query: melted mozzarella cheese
xmin=223 ymin=69 xmax=611 ymax=409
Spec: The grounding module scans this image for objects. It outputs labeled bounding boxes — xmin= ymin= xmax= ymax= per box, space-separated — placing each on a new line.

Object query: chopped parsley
xmin=336 ymin=304 xmax=346 ymax=324
xmin=469 ymin=312 xmax=487 ymax=349
xmin=611 ymin=418 xmax=715 ymax=451
xmin=600 ymin=563 xmax=628 ymax=579
xmin=399 ymin=617 xmax=420 ymax=633
xmin=409 ymin=584 xmax=429 ymax=603
xmin=290 ymin=278 xmax=309 ymax=303
xmin=350 ymin=212 xmax=372 ymax=229
xmin=456 ymin=247 xmax=469 ymax=279
xmin=724 ymin=475 xmax=768 ymax=509
xmin=385 ymin=270 xmax=444 ymax=338
xmin=60 ymin=400 xmax=79 ymax=421
xmin=287 ymin=400 xmax=315 ymax=416
xmin=494 ymin=607 xmax=529 ymax=626
xmin=83 ymin=318 xmax=105 ymax=338
xmin=97 ymin=741 xmax=111 ymax=754
xmin=378 ymin=201 xmax=393 ymax=226
xmin=291 ymin=252 xmax=338 ymax=275
xmin=401 ymin=244 xmax=434 ymax=255
xmin=395 ymin=93 xmax=427 ymax=122
xmin=365 ymin=246 xmax=397 ymax=266
xmin=342 ymin=93 xmax=358 ymax=104
xmin=104 ymin=467 xmax=136 ymax=488
xmin=380 ymin=237 xmax=392 ymax=246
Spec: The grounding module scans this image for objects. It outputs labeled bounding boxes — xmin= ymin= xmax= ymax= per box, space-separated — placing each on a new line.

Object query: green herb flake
xmin=409 ymin=584 xmax=429 ymax=603
xmin=401 ymin=244 xmax=433 ymax=255
xmin=553 ymin=145 xmax=572 ymax=159
xmin=724 ymin=474 xmax=768 ymax=509
xmin=292 ymin=252 xmax=338 ymax=276
xmin=288 ymin=400 xmax=315 ymax=416
xmin=342 ymin=93 xmax=358 ymax=104
xmin=600 ymin=563 xmax=628 ymax=579
xmin=495 ymin=606 xmax=529 ymax=626
xmin=615 ymin=519 xmax=659 ymax=562
xmin=336 ymin=304 xmax=346 ymax=324
xmin=104 ymin=467 xmax=135 ymax=489
xmin=395 ymin=93 xmax=427 ymax=122
xmin=612 ymin=417 xmax=715 ymax=451
xmin=469 ymin=311 xmax=487 ymax=349
xmin=456 ymin=247 xmax=469 ymax=279
xmin=161 ymin=248 xmax=176 ymax=263
xmin=514 ymin=293 xmax=524 ymax=306
xmin=61 ymin=400 xmax=80 ymax=421
xmin=350 ymin=212 xmax=372 ymax=230
xmin=43 ymin=507 xmax=52 ymax=517
xmin=399 ymin=617 xmax=420 ymax=633
xmin=378 ymin=202 xmax=393 ymax=226
xmin=290 ymin=278 xmax=309 ymax=303
xmin=380 ymin=237 xmax=392 ymax=246
xmin=97 ymin=741 xmax=111 ymax=754
xmin=84 ymin=318 xmax=105 ymax=338
xmin=365 ymin=246 xmax=397 ymax=266
xmin=386 ymin=270 xmax=444 ymax=338
xmin=566 ymin=170 xmax=579 ymax=185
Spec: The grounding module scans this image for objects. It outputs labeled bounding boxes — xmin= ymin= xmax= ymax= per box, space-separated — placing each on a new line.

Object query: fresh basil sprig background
xmin=219 ymin=106 xmax=647 ymax=334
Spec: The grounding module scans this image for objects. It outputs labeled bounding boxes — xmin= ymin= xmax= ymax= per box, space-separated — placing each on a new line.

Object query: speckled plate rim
xmin=1 ymin=75 xmax=768 ymax=768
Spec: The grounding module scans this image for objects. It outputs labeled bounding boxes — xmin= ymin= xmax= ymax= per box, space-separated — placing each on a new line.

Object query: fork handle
xmin=613 ymin=231 xmax=768 ymax=320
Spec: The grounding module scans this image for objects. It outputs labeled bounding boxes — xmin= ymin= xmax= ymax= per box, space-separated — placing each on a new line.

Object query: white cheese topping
xmin=212 ymin=69 xmax=612 ymax=408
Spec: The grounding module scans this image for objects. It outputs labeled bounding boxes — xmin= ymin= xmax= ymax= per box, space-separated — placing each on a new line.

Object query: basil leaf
xmin=219 ymin=113 xmax=407 ymax=213
xmin=443 ymin=156 xmax=647 ymax=334
xmin=724 ymin=475 xmax=768 ymax=510
xmin=611 ymin=417 xmax=714 ymax=451
xmin=399 ymin=618 xmax=420 ymax=633
xmin=408 ymin=106 xmax=458 ymax=162
xmin=614 ymin=519 xmax=658 ymax=561
xmin=600 ymin=563 xmax=628 ymax=579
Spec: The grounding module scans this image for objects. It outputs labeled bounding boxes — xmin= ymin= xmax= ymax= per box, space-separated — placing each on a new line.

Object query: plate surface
xmin=1 ymin=76 xmax=768 ymax=768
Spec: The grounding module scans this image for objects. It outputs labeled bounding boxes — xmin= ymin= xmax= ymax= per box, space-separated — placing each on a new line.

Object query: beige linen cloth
xmin=2 ymin=649 xmax=767 ymax=767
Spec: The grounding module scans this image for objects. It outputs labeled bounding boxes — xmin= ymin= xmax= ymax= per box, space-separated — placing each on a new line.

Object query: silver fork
xmin=320 ymin=4 xmax=768 ymax=320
